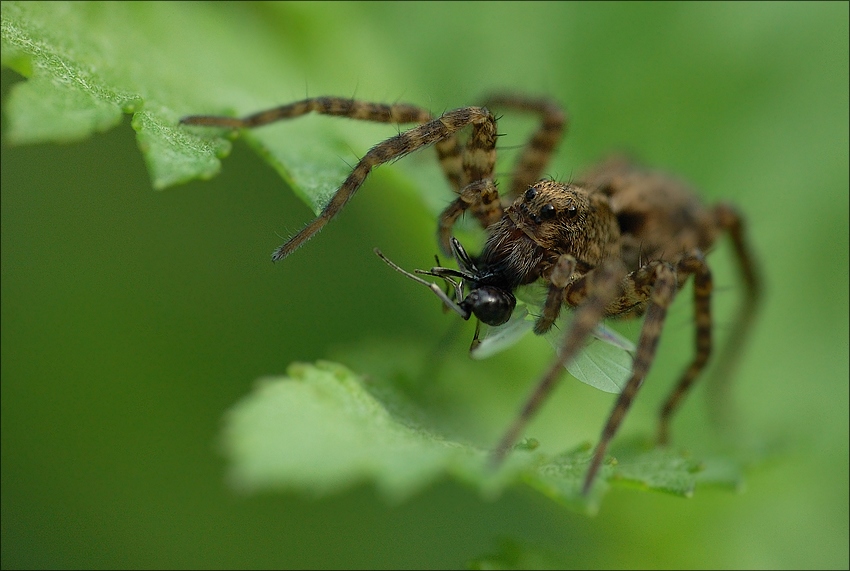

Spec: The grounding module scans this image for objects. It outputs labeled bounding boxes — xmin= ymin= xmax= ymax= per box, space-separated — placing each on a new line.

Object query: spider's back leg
xmin=490 ymin=258 xmax=627 ymax=467
xmin=705 ymin=203 xmax=762 ymax=424
xmin=657 ymin=250 xmax=714 ymax=444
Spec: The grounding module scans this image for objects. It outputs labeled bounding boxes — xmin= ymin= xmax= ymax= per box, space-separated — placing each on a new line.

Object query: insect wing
xmin=590 ymin=322 xmax=637 ymax=353
xmin=544 ymin=323 xmax=636 ymax=393
xmin=471 ymin=296 xmax=637 ymax=394
xmin=469 ymin=304 xmax=535 ymax=360
xmin=469 ymin=282 xmax=550 ymax=360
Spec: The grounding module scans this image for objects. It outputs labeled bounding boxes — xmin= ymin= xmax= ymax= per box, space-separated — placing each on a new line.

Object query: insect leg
xmin=373 ymin=249 xmax=470 ymax=320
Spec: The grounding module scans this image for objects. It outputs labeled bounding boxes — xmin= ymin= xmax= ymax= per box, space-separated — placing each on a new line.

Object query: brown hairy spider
xmin=181 ymin=94 xmax=760 ymax=494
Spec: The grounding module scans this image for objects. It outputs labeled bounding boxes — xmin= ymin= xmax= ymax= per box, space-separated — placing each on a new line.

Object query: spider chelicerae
xmin=181 ymin=94 xmax=761 ymax=493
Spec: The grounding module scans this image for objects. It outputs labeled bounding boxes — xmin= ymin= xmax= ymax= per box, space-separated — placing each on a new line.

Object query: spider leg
xmin=583 ymin=262 xmax=679 ymax=494
xmin=706 ymin=203 xmax=762 ymax=422
xmin=437 ymin=179 xmax=501 ymax=255
xmin=180 ymin=98 xmax=464 ymax=189
xmin=260 ymin=107 xmax=496 ymax=261
xmin=180 ymin=96 xmax=474 ymax=254
xmin=180 ymin=97 xmax=433 ymax=128
xmin=658 ymin=251 xmax=713 ymax=444
xmin=714 ymin=204 xmax=760 ymax=298
xmin=481 ymin=94 xmax=568 ymax=199
xmin=435 ymin=107 xmax=502 ymax=254
xmin=533 ymin=254 xmax=577 ymax=335
xmin=490 ymin=259 xmax=627 ymax=466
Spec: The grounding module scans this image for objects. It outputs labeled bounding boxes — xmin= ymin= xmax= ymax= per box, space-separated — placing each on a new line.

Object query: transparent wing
xmin=469 ymin=304 xmax=536 ymax=360
xmin=470 ymin=289 xmax=636 ymax=394
xmin=545 ymin=324 xmax=635 ymax=393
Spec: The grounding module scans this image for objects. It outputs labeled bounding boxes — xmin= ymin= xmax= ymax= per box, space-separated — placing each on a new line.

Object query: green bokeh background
xmin=2 ymin=2 xmax=847 ymax=569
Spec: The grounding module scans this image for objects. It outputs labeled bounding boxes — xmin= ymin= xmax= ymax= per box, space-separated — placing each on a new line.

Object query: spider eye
xmin=524 ymin=188 xmax=537 ymax=201
xmin=565 ymin=205 xmax=578 ymax=219
xmin=540 ymin=204 xmax=556 ymax=220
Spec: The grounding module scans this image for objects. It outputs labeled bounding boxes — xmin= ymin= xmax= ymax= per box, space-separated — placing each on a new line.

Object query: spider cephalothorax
xmin=181 ymin=94 xmax=760 ymax=494
xmin=480 ymin=180 xmax=622 ymax=292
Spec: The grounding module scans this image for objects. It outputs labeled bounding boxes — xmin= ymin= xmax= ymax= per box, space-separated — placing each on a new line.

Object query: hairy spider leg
xmin=490 ymin=259 xmax=627 ymax=468
xmin=436 ymin=95 xmax=568 ymax=256
xmin=582 ymin=248 xmax=725 ymax=493
xmin=438 ymin=179 xmax=502 ymax=255
xmin=534 ymin=253 xmax=578 ymax=335
xmin=657 ymin=251 xmax=713 ymax=444
xmin=180 ymin=97 xmax=487 ymax=259
xmin=180 ymin=96 xmax=464 ymax=190
xmin=481 ymin=94 xmax=569 ymax=200
xmin=704 ymin=203 xmax=762 ymax=425
xmin=581 ymin=261 xmax=680 ymax=494
xmin=491 ymin=249 xmax=718 ymax=494
xmin=278 ymin=107 xmax=496 ymax=261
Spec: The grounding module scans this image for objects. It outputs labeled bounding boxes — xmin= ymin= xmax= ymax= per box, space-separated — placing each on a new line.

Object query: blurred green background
xmin=2 ymin=2 xmax=847 ymax=568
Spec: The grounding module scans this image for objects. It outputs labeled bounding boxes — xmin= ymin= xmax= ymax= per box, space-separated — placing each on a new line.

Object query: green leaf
xmin=222 ymin=361 xmax=500 ymax=503
xmin=0 ymin=2 xmax=440 ymax=203
xmin=221 ymin=360 xmax=745 ymax=513
xmin=468 ymin=538 xmax=569 ymax=570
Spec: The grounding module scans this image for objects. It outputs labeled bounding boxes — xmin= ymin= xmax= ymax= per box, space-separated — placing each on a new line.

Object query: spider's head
xmin=509 ymin=180 xmax=582 ymax=234
xmin=506 ymin=180 xmax=621 ymax=266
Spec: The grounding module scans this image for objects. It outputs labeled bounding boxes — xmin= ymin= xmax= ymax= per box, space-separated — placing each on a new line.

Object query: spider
xmin=180 ymin=94 xmax=760 ymax=494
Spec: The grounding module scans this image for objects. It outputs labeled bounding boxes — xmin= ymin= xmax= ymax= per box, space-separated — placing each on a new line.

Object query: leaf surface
xmin=222 ymin=361 xmax=744 ymax=513
xmin=1 ymin=2 xmax=436 ymax=204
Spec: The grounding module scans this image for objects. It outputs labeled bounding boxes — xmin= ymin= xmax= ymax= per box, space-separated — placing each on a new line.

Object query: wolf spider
xmin=181 ymin=94 xmax=760 ymax=493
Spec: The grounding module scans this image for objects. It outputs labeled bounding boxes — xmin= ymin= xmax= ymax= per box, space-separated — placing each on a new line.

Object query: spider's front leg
xmin=270 ymin=107 xmax=496 ymax=261
xmin=437 ymin=179 xmax=502 ymax=256
xmin=481 ymin=94 xmax=568 ymax=200
xmin=180 ymin=97 xmax=493 ymax=261
xmin=437 ymin=95 xmax=570 ymax=256
xmin=533 ymin=254 xmax=578 ymax=335
xmin=435 ymin=104 xmax=504 ymax=255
